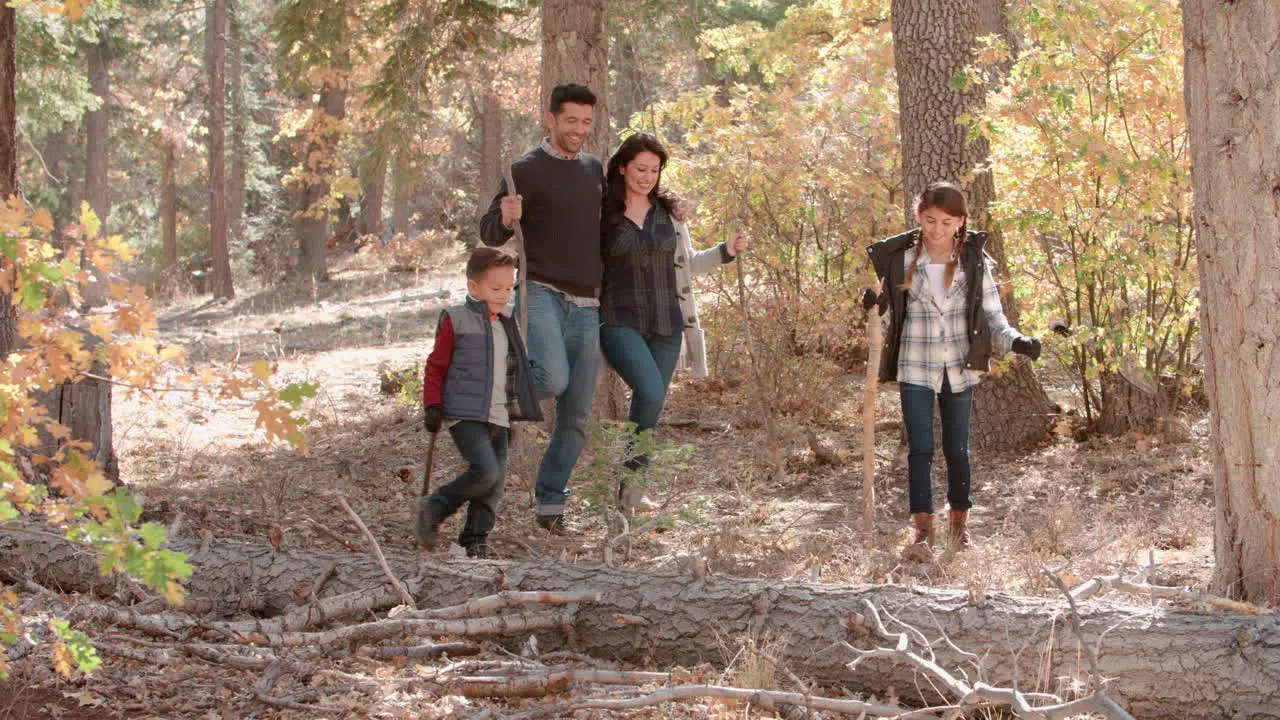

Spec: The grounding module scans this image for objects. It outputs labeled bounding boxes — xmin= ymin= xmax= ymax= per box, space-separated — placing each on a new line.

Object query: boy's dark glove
xmin=861 ymin=288 xmax=880 ymax=312
xmin=423 ymin=405 xmax=444 ymax=433
xmin=1012 ymin=336 xmax=1042 ymax=361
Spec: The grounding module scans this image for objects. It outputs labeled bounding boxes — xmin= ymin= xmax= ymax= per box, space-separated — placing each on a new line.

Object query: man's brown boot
xmin=948 ymin=509 xmax=970 ymax=549
xmin=911 ymin=512 xmax=935 ymax=547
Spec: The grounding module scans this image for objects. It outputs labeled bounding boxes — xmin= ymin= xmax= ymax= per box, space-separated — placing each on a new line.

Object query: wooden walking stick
xmin=502 ymin=164 xmax=528 ymax=344
xmin=420 ymin=430 xmax=439 ymax=498
xmin=862 ymin=280 xmax=884 ymax=541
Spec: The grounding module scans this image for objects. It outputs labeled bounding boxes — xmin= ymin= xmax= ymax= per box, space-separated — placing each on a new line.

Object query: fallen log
xmin=3 ymin=529 xmax=1278 ymax=719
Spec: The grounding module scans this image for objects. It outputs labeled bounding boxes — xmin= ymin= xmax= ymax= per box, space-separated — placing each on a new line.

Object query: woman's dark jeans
xmin=900 ymin=376 xmax=973 ymax=514
xmin=599 ymin=324 xmax=683 ymax=472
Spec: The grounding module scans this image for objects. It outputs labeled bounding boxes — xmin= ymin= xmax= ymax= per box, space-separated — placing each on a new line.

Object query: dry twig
xmin=338 ymin=496 xmax=416 ymax=607
xmin=1069 ymin=570 xmax=1267 ymax=614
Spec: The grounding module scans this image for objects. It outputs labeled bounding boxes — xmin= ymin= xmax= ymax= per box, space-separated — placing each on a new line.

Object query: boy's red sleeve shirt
xmin=423 ymin=315 xmax=454 ymax=408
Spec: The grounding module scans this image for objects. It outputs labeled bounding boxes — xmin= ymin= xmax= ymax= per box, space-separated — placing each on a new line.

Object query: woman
xmin=864 ymin=181 xmax=1040 ymax=551
xmin=600 ymin=133 xmax=747 ymax=508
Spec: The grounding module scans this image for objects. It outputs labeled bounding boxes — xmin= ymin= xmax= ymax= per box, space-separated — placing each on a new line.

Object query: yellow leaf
xmin=52 ymin=642 xmax=74 ymax=676
xmin=251 ymin=359 xmax=272 ymax=380
xmin=31 ymin=208 xmax=54 ymax=233
xmin=79 ymin=202 xmax=100 ymax=240
xmin=83 ymin=469 xmax=113 ymax=497
xmin=63 ymin=0 xmax=86 ymax=21
xmin=161 ymin=580 xmax=185 ymax=606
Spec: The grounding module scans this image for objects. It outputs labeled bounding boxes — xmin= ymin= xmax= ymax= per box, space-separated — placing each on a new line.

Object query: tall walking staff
xmin=502 ymin=164 xmax=529 ymax=344
xmin=862 ymin=280 xmax=883 ymax=543
xmin=420 ymin=429 xmax=439 ymax=499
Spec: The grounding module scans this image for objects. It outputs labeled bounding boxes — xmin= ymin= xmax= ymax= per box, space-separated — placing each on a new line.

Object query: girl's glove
xmin=1012 ymin=336 xmax=1042 ymax=361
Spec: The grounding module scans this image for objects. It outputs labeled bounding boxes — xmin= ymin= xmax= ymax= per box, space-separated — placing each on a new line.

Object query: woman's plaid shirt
xmin=890 ymin=250 xmax=1020 ymax=392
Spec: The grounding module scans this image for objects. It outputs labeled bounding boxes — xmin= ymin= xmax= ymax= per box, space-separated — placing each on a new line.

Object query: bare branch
xmin=339 ymin=496 xmax=416 ymax=607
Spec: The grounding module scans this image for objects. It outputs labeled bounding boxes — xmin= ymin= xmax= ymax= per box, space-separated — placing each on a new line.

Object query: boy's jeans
xmin=423 ymin=421 xmax=509 ymax=549
xmin=900 ymin=376 xmax=973 ymax=515
xmin=517 ymin=283 xmax=600 ymax=518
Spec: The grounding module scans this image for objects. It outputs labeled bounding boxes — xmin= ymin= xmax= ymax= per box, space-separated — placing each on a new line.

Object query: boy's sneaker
xmin=414 ymin=499 xmax=445 ymax=550
xmin=535 ymin=514 xmax=570 ymax=535
xmin=465 ymin=543 xmax=491 ymax=559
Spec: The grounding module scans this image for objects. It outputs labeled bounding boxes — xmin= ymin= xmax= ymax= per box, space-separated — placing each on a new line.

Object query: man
xmin=479 ymin=83 xmax=604 ymax=532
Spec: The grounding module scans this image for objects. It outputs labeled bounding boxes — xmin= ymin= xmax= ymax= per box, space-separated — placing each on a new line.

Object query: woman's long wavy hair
xmin=903 ymin=181 xmax=969 ymax=291
xmin=603 ymin=133 xmax=676 ymax=230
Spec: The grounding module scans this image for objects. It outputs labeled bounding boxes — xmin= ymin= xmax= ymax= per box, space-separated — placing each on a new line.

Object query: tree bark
xmin=358 ymin=141 xmax=386 ymax=239
xmin=1182 ymin=0 xmax=1280 ymax=606
xmin=391 ymin=149 xmax=412 ymax=236
xmin=611 ymin=37 xmax=650 ymax=133
xmin=228 ymin=0 xmax=247 ymax=252
xmin=0 ymin=1 xmax=16 ymax=359
xmin=891 ymin=0 xmax=1052 ymax=452
xmin=540 ymin=0 xmax=609 ymax=160
xmin=206 ymin=0 xmax=234 ymax=299
xmin=295 ymin=79 xmax=346 ymax=281
xmin=159 ymin=137 xmax=178 ymax=295
xmin=3 ymin=531 xmax=1278 ymax=719
xmin=81 ymin=27 xmax=111 ymax=309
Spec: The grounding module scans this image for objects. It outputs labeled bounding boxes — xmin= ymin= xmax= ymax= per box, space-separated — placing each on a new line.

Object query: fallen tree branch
xmin=416 ymin=590 xmax=600 ymax=620
xmin=1070 ymin=571 xmax=1268 ymax=614
xmin=358 ymin=641 xmax=478 ymax=661
xmin=516 ymin=682 xmax=910 ymax=717
xmin=238 ymin=608 xmax=574 ymax=650
xmin=339 ymin=496 xmax=416 ymax=608
xmin=218 ymin=576 xmax=427 ymax=636
xmin=848 ymin=598 xmax=1137 ymax=719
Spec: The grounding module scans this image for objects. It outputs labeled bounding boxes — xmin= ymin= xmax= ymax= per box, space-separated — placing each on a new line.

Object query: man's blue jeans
xmin=517 ymin=283 xmax=600 ymax=517
xmin=423 ymin=421 xmax=508 ymax=550
xmin=900 ymin=376 xmax=973 ymax=515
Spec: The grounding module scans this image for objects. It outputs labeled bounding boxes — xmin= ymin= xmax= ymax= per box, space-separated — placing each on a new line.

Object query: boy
xmin=416 ymin=247 xmax=542 ymax=558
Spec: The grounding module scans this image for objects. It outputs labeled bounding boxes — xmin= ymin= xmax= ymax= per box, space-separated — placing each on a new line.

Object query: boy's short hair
xmin=548 ymin=84 xmax=597 ymax=114
xmin=466 ymin=247 xmax=517 ymax=279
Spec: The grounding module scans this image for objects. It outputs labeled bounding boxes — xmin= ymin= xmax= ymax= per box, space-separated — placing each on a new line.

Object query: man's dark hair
xmin=466 ymin=247 xmax=517 ymax=279
xmin=548 ymin=84 xmax=597 ymax=114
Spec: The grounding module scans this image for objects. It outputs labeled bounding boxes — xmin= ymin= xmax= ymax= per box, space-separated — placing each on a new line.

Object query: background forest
xmin=3 ymin=0 xmax=1275 ymax=718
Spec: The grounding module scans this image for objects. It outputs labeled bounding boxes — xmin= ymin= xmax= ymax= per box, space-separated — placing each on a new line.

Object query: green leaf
xmin=278 ymin=381 xmax=318 ymax=409
xmin=138 ymin=522 xmax=168 ymax=549
xmin=0 ymin=501 xmax=17 ymax=522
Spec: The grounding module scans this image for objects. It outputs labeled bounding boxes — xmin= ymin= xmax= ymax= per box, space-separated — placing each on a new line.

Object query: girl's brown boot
xmin=948 ymin=509 xmax=970 ymax=549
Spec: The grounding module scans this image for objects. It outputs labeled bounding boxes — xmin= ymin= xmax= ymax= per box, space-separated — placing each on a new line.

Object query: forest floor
xmin=2 ymin=246 xmax=1217 ymax=718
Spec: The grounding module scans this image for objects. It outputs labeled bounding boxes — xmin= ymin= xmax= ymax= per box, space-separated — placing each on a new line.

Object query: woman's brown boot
xmin=911 ymin=512 xmax=935 ymax=547
xmin=948 ymin=509 xmax=970 ymax=549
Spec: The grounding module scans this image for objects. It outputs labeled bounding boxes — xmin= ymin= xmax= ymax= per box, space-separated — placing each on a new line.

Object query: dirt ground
xmin=19 ymin=248 xmax=1216 ymax=718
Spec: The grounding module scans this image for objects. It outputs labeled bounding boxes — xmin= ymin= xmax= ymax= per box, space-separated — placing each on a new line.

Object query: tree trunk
xmin=41 ymin=122 xmax=78 ymax=244
xmin=0 ymin=1 xmax=16 ymax=359
xmin=358 ymin=143 xmax=386 ymax=239
xmin=1182 ymin=0 xmax=1280 ymax=606
xmin=159 ymin=138 xmax=178 ymax=295
xmin=206 ymin=0 xmax=234 ymax=299
xmin=891 ymin=0 xmax=1052 ymax=452
xmin=540 ymin=0 xmax=609 ymax=161
xmin=81 ymin=28 xmax=111 ymax=309
xmin=227 ymin=0 xmax=247 ymax=251
xmin=3 ymin=531 xmax=1277 ymax=719
xmin=295 ymin=79 xmax=346 ymax=282
xmin=611 ymin=37 xmax=650 ymax=133
xmin=391 ymin=150 xmax=412 ymax=236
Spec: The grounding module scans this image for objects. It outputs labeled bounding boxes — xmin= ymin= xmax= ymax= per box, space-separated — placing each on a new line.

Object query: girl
xmin=865 ymin=181 xmax=1040 ymax=551
xmin=600 ymin=133 xmax=747 ymax=508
